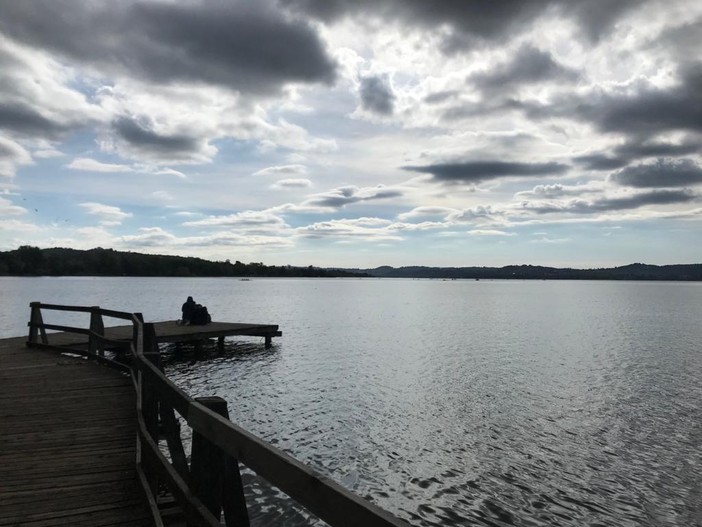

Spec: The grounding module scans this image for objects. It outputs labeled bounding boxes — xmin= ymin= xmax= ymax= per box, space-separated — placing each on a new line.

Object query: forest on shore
xmin=1 ymin=246 xmax=700 ymax=280
xmin=0 ymin=246 xmax=363 ymax=278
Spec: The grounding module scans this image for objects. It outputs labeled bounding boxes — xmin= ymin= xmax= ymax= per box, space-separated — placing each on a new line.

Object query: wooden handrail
xmin=26 ymin=302 xmax=412 ymax=527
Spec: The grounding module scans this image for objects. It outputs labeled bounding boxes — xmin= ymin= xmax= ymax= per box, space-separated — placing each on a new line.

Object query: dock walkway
xmin=0 ymin=337 xmax=151 ymax=526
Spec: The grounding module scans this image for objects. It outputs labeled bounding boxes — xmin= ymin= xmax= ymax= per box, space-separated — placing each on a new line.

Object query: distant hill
xmin=353 ymin=263 xmax=702 ymax=281
xmin=0 ymin=246 xmax=366 ymax=278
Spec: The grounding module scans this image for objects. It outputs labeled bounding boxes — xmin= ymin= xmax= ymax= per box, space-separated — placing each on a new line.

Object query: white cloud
xmin=467 ymin=229 xmax=516 ymax=236
xmin=80 ymin=202 xmax=132 ymax=226
xmin=271 ymin=178 xmax=312 ymax=189
xmin=0 ymin=196 xmax=27 ymax=216
xmin=67 ymin=157 xmax=132 ymax=173
xmin=0 ymin=136 xmax=32 ymax=178
xmin=183 ymin=210 xmax=290 ymax=234
xmin=253 ymin=164 xmax=307 ymax=177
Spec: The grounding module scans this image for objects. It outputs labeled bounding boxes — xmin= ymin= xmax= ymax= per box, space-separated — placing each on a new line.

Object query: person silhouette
xmin=181 ymin=296 xmax=196 ymax=325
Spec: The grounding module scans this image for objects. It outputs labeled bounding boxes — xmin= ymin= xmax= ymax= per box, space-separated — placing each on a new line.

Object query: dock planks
xmin=0 ymin=337 xmax=152 ymax=526
xmin=42 ymin=320 xmax=281 ymax=350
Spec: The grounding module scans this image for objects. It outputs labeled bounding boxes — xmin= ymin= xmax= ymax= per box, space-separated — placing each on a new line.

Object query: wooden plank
xmin=0 ymin=338 xmax=149 ymax=526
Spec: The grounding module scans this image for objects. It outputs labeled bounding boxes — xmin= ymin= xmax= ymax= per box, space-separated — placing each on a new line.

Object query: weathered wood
xmin=190 ymin=397 xmax=250 ymax=526
xmin=0 ymin=340 xmax=150 ymax=526
xmin=27 ymin=301 xmax=48 ymax=344
xmin=191 ymin=397 xmax=228 ymax=523
xmin=89 ymin=306 xmax=106 ymax=356
xmin=137 ymin=413 xmax=221 ymax=527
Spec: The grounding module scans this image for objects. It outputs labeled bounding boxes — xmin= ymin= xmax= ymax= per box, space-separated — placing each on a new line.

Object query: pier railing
xmin=26 ymin=302 xmax=410 ymax=527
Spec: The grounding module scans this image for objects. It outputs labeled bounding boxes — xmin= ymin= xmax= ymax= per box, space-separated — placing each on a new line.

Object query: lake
xmin=2 ymin=277 xmax=701 ymax=526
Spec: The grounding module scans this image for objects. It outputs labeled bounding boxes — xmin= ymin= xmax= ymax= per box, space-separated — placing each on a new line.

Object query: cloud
xmin=110 ymin=116 xmax=215 ymax=164
xmin=80 ymin=202 xmax=132 ymax=226
xmin=573 ymin=154 xmax=629 ymax=171
xmin=516 ymin=62 xmax=702 ymax=137
xmin=515 ymin=181 xmax=604 ymax=199
xmin=522 ymin=189 xmax=697 ymax=214
xmin=284 ymin=0 xmax=640 ymax=48
xmin=296 ymin=217 xmax=402 ymax=241
xmin=610 ymin=159 xmax=702 ymax=188
xmin=359 ymin=75 xmax=395 ymax=115
xmin=397 ymin=206 xmax=457 ymax=221
xmin=303 ymin=185 xmax=404 ymax=209
xmin=183 ymin=210 xmax=289 ymax=233
xmin=253 ymin=164 xmax=308 ymax=176
xmin=403 ymin=160 xmax=569 ymax=183
xmin=470 ymin=45 xmax=580 ymax=94
xmin=573 ymin=140 xmax=701 ymax=171
xmin=0 ymin=136 xmax=32 ymax=178
xmin=0 ymin=0 xmax=337 ymax=95
xmin=0 ymin=39 xmax=102 ymax=142
xmin=653 ymin=18 xmax=702 ymax=60
xmin=467 ymin=229 xmax=515 ymax=236
xmin=271 ymin=178 xmax=312 ymax=189
xmin=424 ymin=90 xmax=460 ymax=105
xmin=0 ymin=102 xmax=71 ymax=138
xmin=118 ymin=227 xmax=176 ymax=247
xmin=0 ymin=196 xmax=27 ymax=216
xmin=67 ymin=157 xmax=132 ymax=173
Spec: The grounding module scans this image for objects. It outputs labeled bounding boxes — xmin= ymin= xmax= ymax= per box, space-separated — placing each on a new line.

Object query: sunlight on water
xmin=3 ymin=277 xmax=702 ymax=526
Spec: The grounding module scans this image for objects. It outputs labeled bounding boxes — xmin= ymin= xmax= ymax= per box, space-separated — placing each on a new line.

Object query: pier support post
xmin=191 ymin=397 xmax=250 ymax=527
xmin=27 ymin=302 xmax=48 ymax=345
xmin=89 ymin=306 xmax=105 ymax=357
xmin=265 ymin=335 xmax=272 ymax=349
xmin=218 ymin=336 xmax=225 ymax=352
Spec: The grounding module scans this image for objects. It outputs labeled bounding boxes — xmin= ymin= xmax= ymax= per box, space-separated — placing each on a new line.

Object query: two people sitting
xmin=179 ymin=296 xmax=211 ymax=325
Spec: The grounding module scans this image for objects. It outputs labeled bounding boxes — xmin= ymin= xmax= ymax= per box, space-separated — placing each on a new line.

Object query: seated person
xmin=181 ymin=296 xmax=196 ymax=325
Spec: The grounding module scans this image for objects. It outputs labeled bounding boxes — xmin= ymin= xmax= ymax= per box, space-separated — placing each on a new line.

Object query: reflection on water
xmin=3 ymin=278 xmax=702 ymax=526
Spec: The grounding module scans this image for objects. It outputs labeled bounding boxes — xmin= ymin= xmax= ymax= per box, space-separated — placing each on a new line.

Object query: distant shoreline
xmin=1 ymin=247 xmax=701 ymax=281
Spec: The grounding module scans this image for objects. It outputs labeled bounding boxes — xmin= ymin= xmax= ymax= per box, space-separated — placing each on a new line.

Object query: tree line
xmin=0 ymin=246 xmax=364 ymax=278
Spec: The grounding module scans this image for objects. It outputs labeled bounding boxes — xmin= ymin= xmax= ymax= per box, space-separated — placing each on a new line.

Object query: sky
xmin=1 ymin=0 xmax=701 ymax=268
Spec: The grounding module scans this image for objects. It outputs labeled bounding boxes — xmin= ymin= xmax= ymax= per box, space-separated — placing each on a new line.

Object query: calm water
xmin=2 ymin=277 xmax=702 ymax=526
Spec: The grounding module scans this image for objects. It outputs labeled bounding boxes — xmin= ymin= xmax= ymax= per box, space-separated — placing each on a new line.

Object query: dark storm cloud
xmin=283 ymin=0 xmax=642 ymax=48
xmin=0 ymin=103 xmax=70 ymax=138
xmin=359 ymin=75 xmax=395 ymax=115
xmin=516 ymin=63 xmax=702 ymax=137
xmin=112 ymin=117 xmax=202 ymax=157
xmin=652 ymin=18 xmax=702 ymax=59
xmin=574 ymin=140 xmax=701 ymax=171
xmin=403 ymin=160 xmax=569 ymax=183
xmin=524 ymin=189 xmax=697 ymax=214
xmin=574 ymin=154 xmax=628 ymax=171
xmin=471 ymin=45 xmax=580 ymax=93
xmin=614 ymin=141 xmax=701 ymax=159
xmin=611 ymin=159 xmax=702 ymax=188
xmin=0 ymin=0 xmax=336 ymax=94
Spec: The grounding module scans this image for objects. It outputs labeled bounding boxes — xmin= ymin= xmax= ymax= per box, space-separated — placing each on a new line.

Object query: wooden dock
xmin=36 ymin=320 xmax=282 ymax=351
xmin=4 ymin=302 xmax=410 ymax=527
xmin=0 ymin=337 xmax=151 ymax=526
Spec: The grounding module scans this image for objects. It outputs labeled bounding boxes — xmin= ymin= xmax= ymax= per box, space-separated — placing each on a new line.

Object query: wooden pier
xmin=104 ymin=320 xmax=282 ymax=349
xmin=0 ymin=302 xmax=410 ymax=527
xmin=0 ymin=337 xmax=151 ymax=526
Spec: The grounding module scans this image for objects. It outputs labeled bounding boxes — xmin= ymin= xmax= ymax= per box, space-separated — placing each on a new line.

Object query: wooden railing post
xmin=142 ymin=322 xmax=160 ymax=442
xmin=27 ymin=302 xmax=48 ymax=345
xmin=89 ymin=306 xmax=105 ymax=356
xmin=138 ymin=321 xmax=162 ymax=500
xmin=191 ymin=397 xmax=250 ymax=527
